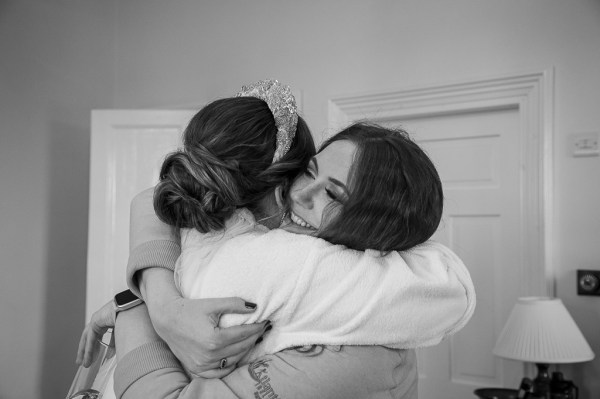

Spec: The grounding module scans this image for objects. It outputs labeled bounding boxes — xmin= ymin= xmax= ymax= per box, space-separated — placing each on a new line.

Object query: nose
xmin=290 ymin=180 xmax=316 ymax=210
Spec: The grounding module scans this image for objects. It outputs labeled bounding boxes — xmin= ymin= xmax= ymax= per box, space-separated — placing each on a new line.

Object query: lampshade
xmin=493 ymin=297 xmax=595 ymax=363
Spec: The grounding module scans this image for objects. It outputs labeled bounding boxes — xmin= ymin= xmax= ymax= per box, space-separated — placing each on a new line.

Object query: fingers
xmin=219 ymin=328 xmax=264 ymax=358
xmin=76 ymin=326 xmax=99 ymax=367
xmin=193 ymin=365 xmax=238 ymax=379
xmin=83 ymin=329 xmax=98 ymax=367
xmin=182 ymin=321 xmax=270 ymax=375
xmin=215 ymin=327 xmax=266 ymax=365
xmin=198 ymin=325 xmax=269 ymax=376
xmin=76 ymin=328 xmax=88 ymax=365
xmin=204 ymin=297 xmax=259 ymax=317
xmin=201 ymin=297 xmax=260 ymax=329
xmin=190 ymin=346 xmax=253 ymax=379
xmin=217 ymin=320 xmax=269 ymax=346
xmin=75 ymin=300 xmax=116 ymax=367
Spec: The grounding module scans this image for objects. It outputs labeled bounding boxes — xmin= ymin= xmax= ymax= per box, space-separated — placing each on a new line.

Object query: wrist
xmin=148 ymin=293 xmax=181 ymax=328
xmin=114 ymin=289 xmax=144 ymax=314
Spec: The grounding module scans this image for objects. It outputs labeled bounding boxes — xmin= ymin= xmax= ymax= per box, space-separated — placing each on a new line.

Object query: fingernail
xmin=255 ymin=336 xmax=263 ymax=345
xmin=245 ymin=301 xmax=257 ymax=310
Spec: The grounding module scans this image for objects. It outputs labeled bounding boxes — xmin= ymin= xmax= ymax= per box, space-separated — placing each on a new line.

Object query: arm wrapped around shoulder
xmin=153 ymin=149 xmax=240 ymax=233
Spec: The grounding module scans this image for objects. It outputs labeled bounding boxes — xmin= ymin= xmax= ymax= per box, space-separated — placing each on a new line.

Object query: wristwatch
xmin=114 ymin=289 xmax=143 ymax=313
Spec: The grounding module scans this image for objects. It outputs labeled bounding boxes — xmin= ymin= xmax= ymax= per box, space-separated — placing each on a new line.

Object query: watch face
xmin=114 ymin=289 xmax=139 ymax=306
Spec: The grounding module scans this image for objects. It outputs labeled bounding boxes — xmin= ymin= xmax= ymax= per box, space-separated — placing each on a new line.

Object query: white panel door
xmin=384 ymin=107 xmax=525 ymax=399
xmin=86 ymin=110 xmax=196 ymax=320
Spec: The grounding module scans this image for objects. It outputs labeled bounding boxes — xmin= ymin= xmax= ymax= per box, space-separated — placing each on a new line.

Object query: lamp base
xmin=531 ymin=363 xmax=551 ymax=398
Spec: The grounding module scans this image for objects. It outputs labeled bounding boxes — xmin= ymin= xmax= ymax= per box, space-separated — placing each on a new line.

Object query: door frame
xmin=328 ymin=69 xmax=554 ymax=298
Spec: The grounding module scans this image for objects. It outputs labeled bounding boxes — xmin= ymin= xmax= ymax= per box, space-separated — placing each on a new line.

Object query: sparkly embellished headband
xmin=236 ymin=79 xmax=298 ymax=163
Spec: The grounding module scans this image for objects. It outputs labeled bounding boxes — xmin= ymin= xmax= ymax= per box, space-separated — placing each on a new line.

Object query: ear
xmin=274 ymin=185 xmax=285 ymax=209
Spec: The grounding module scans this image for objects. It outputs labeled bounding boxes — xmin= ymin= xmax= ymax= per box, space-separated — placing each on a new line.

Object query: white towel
xmin=175 ymin=209 xmax=476 ymax=362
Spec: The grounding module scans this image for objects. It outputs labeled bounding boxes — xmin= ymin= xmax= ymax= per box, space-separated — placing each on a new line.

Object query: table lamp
xmin=493 ymin=297 xmax=595 ymax=398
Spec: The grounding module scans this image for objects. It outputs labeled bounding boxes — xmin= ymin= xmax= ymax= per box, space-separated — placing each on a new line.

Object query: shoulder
xmin=400 ymin=240 xmax=473 ymax=287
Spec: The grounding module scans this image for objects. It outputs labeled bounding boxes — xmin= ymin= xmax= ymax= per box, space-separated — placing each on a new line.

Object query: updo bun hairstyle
xmin=154 ymin=96 xmax=315 ymax=233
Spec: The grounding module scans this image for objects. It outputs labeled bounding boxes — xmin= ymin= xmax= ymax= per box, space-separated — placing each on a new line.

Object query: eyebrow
xmin=310 ymin=158 xmax=350 ymax=195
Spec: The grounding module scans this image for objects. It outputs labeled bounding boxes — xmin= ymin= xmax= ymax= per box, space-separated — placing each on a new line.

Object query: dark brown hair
xmin=154 ymin=96 xmax=315 ymax=232
xmin=317 ymin=122 xmax=443 ymax=253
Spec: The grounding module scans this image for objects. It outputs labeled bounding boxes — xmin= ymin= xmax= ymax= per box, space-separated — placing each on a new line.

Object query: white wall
xmin=111 ymin=0 xmax=600 ymax=396
xmin=0 ymin=1 xmax=115 ymax=398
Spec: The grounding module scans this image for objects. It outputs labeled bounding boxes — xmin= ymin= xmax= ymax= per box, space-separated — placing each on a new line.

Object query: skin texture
xmin=288 ymin=140 xmax=356 ymax=230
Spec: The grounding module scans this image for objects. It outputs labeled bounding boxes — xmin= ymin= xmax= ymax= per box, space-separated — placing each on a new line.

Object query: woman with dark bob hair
xmin=306 ymin=122 xmax=443 ymax=253
xmin=78 ymin=80 xmax=474 ymax=399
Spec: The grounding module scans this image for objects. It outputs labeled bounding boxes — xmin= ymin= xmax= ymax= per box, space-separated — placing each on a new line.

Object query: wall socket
xmin=577 ymin=269 xmax=600 ymax=296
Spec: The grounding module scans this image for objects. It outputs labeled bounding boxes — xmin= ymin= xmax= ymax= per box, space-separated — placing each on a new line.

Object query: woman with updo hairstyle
xmin=154 ymin=96 xmax=315 ymax=233
xmin=78 ymin=81 xmax=475 ymax=399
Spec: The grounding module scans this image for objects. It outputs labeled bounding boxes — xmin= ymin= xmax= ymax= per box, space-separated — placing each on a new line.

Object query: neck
xmin=252 ymin=193 xmax=282 ymax=229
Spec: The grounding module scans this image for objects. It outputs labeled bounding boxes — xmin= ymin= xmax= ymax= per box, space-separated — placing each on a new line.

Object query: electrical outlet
xmin=572 ymin=132 xmax=599 ymax=157
xmin=577 ymin=269 xmax=600 ymax=296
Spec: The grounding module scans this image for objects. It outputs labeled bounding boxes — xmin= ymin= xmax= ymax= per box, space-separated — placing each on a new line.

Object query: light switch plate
xmin=571 ymin=132 xmax=599 ymax=157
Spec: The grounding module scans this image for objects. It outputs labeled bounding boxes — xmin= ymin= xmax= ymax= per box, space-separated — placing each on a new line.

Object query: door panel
xmin=383 ymin=107 xmax=524 ymax=398
xmin=87 ymin=110 xmax=196 ymax=399
xmin=87 ymin=110 xmax=196 ymax=321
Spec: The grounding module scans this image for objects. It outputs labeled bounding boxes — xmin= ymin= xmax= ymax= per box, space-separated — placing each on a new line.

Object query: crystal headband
xmin=237 ymin=79 xmax=298 ymax=163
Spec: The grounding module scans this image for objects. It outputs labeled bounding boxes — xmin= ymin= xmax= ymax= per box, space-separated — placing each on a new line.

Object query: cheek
xmin=288 ymin=176 xmax=311 ymax=203
xmin=289 ymin=176 xmax=305 ymax=195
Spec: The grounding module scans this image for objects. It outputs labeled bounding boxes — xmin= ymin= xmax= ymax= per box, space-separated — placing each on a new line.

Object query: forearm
xmin=138 ymin=268 xmax=182 ymax=328
xmin=115 ymin=305 xmax=161 ymax=362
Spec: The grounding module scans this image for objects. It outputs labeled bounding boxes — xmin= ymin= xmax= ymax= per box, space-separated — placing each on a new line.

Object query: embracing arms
xmin=128 ymin=188 xmax=268 ymax=376
xmin=114 ymin=304 xmax=417 ymax=399
xmin=77 ymin=188 xmax=266 ymax=377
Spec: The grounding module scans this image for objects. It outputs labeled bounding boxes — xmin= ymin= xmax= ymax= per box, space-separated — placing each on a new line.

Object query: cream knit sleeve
xmin=126 ymin=187 xmax=181 ymax=297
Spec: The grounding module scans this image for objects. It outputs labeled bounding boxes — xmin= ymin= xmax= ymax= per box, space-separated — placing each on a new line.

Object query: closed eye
xmin=327 ymin=188 xmax=350 ymax=204
xmin=325 ymin=189 xmax=338 ymax=201
xmin=304 ymin=158 xmax=319 ymax=179
xmin=304 ymin=169 xmax=316 ymax=179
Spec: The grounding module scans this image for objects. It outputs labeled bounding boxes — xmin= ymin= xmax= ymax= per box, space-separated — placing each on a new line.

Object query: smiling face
xmin=286 ymin=140 xmax=357 ymax=232
xmin=281 ymin=123 xmax=443 ymax=252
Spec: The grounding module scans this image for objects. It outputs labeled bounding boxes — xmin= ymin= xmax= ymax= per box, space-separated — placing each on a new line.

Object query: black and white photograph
xmin=1 ymin=1 xmax=599 ymax=398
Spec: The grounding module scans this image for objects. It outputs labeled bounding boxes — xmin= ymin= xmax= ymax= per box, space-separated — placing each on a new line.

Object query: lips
xmin=290 ymin=210 xmax=316 ymax=229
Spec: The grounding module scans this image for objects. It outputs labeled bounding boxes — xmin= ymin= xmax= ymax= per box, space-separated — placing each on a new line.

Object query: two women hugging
xmin=79 ymin=79 xmax=475 ymax=399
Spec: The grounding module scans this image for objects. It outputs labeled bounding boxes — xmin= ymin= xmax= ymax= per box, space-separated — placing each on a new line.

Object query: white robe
xmin=175 ymin=209 xmax=476 ymax=363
